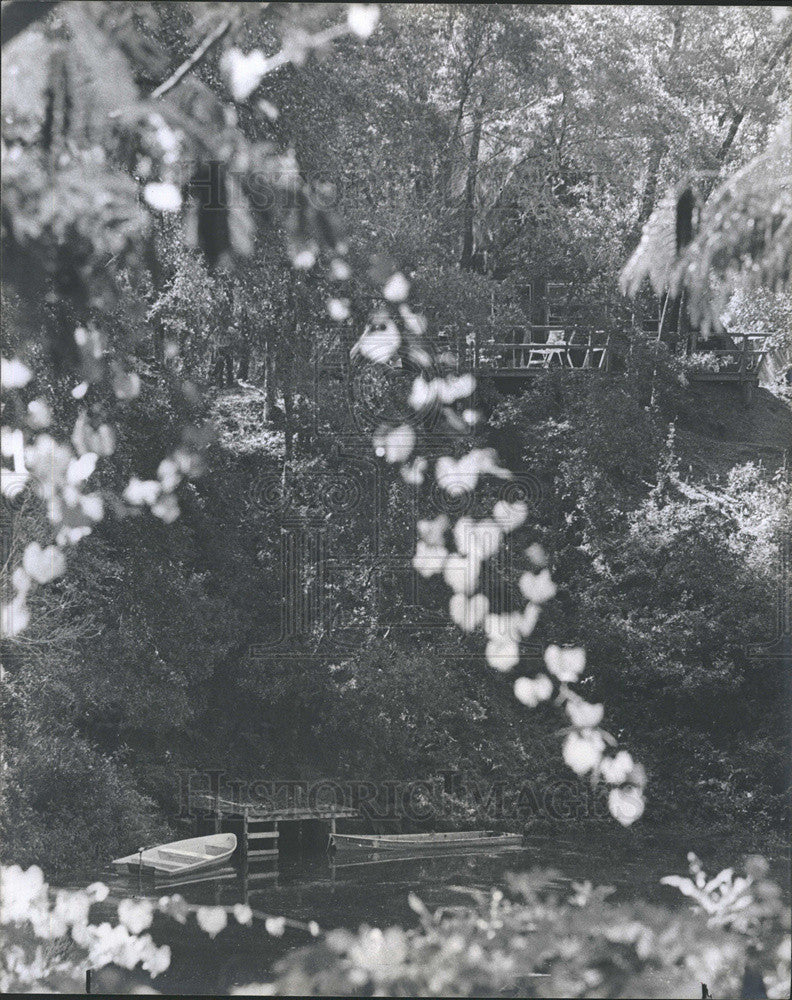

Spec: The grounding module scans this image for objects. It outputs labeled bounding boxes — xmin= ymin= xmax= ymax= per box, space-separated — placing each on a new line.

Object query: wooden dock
xmin=190 ymin=793 xmax=360 ymax=863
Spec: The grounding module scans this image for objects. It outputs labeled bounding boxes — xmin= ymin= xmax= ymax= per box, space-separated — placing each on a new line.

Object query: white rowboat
xmin=111 ymin=833 xmax=237 ymax=877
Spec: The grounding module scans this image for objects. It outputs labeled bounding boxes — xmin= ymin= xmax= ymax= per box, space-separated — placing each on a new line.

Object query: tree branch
xmin=718 ymin=22 xmax=792 ymax=164
xmin=150 ymin=16 xmax=232 ymax=99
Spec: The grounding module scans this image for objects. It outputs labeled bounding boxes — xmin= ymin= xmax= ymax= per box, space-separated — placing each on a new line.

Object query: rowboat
xmin=111 ymin=833 xmax=237 ymax=878
xmin=330 ymin=830 xmax=523 ymax=853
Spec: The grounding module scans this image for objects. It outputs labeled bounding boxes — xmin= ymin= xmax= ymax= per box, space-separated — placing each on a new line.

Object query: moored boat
xmin=330 ymin=830 xmax=523 ymax=853
xmin=111 ymin=833 xmax=237 ymax=878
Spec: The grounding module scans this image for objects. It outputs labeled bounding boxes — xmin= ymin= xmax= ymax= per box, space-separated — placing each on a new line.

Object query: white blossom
xmin=485 ymin=638 xmax=520 ymax=672
xmin=436 ymin=374 xmax=475 ymax=404
xmin=443 ymin=551 xmax=480 ymax=594
xmin=401 ymin=456 xmax=427 ymax=485
xmin=143 ymin=182 xmax=182 ymax=212
xmin=519 ymin=569 xmax=556 ymax=604
xmin=514 ymin=674 xmax=553 ymax=707
xmin=544 ymin=645 xmax=586 ymax=683
xmin=520 ymin=603 xmax=540 ymax=636
xmin=265 ymin=916 xmax=286 ymax=937
xmin=608 ymin=786 xmax=645 ymax=826
xmin=0 ymin=865 xmax=46 ymax=923
xmin=449 ymin=593 xmax=489 ymax=632
xmin=67 ymin=452 xmax=98 ymax=485
xmin=1 ymin=357 xmax=32 ymax=388
xmin=453 ymin=517 xmax=501 ymax=561
xmin=408 ymin=377 xmax=438 ymax=410
xmin=353 ymin=321 xmax=400 ymax=363
xmin=347 ymin=4 xmax=380 ymax=39
xmin=22 ymin=542 xmax=66 ymax=585
xmin=222 ymin=47 xmax=267 ymax=102
xmin=566 ymin=698 xmax=604 ymax=729
xmin=27 ymin=399 xmax=52 ymax=429
xmin=417 ymin=514 xmax=448 ymax=546
xmin=412 ymin=540 xmax=447 ymax=578
xmin=563 ymin=730 xmax=605 ymax=775
xmin=124 ymin=477 xmax=161 ymax=506
xmin=196 ymin=906 xmax=228 ymax=938
xmin=118 ymin=897 xmax=154 ymax=935
xmin=373 ymin=424 xmax=415 ymax=463
xmin=327 ymin=298 xmax=350 ymax=321
xmin=493 ymin=500 xmax=527 ymax=533
xmin=484 ymin=611 xmax=522 ymax=644
xmin=600 ymin=751 xmax=635 ymax=785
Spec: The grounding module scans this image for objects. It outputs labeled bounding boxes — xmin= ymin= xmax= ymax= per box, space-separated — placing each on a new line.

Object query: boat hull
xmin=331 ymin=831 xmax=523 ymax=853
xmin=111 ymin=833 xmax=237 ymax=878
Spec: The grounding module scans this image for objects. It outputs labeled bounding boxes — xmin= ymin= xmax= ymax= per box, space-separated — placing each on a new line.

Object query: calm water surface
xmin=88 ymin=832 xmax=791 ymax=995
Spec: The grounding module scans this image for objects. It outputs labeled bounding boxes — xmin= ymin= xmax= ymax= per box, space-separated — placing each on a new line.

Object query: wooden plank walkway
xmin=191 ymin=792 xmax=359 ymax=821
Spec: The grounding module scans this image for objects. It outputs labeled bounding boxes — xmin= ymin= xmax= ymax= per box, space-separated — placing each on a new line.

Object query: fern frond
xmin=621 ymin=117 xmax=791 ymax=331
xmin=619 ymin=187 xmax=679 ymax=298
xmin=680 ymin=115 xmax=791 ymax=328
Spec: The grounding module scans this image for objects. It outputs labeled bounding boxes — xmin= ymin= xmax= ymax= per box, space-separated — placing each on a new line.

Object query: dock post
xmin=213 ymin=810 xmax=222 ymax=834
xmin=241 ymin=808 xmax=249 ymax=868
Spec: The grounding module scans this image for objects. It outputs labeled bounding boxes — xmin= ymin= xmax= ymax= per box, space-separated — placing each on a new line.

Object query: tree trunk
xmin=634 ymin=11 xmax=685 ymax=237
xmin=636 ymin=141 xmax=665 ymax=234
xmin=237 ymin=342 xmax=250 ymax=381
xmin=460 ymin=98 xmax=484 ymax=270
xmin=284 ymin=364 xmax=293 ymax=461
xmin=262 ymin=343 xmax=276 ymax=422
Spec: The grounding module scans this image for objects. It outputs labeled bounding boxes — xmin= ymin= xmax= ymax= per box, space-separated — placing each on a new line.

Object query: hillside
xmin=675 ymin=385 xmax=792 ymax=477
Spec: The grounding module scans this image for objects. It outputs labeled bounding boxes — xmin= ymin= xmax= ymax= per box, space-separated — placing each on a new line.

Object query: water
xmin=88 ymin=833 xmax=791 ymax=995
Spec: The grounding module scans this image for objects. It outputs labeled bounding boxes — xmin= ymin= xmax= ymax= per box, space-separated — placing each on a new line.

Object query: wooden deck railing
xmin=686 ymin=335 xmax=770 ymax=382
xmin=459 ymin=326 xmax=612 ymax=373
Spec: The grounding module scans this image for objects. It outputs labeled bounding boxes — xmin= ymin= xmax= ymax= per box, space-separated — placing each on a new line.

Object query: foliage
xmin=2 ymin=854 xmax=788 ymax=997
xmin=0 ymin=862 xmax=318 ymax=993
xmin=258 ymin=855 xmax=791 ymax=997
xmin=490 ymin=354 xmax=790 ymax=832
xmin=2 ymin=0 xmax=791 ymax=879
xmin=620 ymin=114 xmax=792 ymax=332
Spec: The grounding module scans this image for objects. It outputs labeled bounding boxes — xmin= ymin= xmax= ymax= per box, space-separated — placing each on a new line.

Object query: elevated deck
xmin=461 ymin=326 xmax=612 ymax=376
xmin=685 ymin=334 xmax=770 ymax=381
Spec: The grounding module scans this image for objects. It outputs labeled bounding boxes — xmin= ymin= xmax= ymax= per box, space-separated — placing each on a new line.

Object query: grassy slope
xmin=675 ymin=386 xmax=792 ymax=477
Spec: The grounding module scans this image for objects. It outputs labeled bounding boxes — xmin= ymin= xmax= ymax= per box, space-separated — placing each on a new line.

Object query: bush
xmin=0 ymin=728 xmax=169 ymax=879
